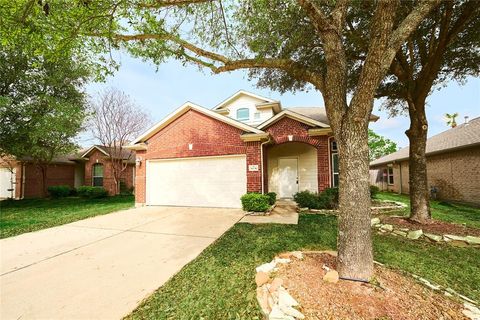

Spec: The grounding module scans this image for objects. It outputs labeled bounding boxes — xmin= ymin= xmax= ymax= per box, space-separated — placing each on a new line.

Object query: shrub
xmin=318 ymin=187 xmax=339 ymax=209
xmin=47 ymin=185 xmax=72 ymax=198
xmin=370 ymin=185 xmax=380 ymax=199
xmin=266 ymin=192 xmax=277 ymax=205
xmin=293 ymin=190 xmax=321 ymax=209
xmin=240 ymin=193 xmax=270 ymax=212
xmin=77 ymin=186 xmax=108 ymax=199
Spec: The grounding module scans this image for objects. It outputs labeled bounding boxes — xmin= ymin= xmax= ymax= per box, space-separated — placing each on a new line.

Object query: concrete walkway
xmin=240 ymin=199 xmax=299 ymax=224
xmin=0 ymin=206 xmax=244 ymax=320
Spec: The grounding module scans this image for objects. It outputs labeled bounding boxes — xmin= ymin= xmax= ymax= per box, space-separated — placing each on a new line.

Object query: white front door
xmin=278 ymin=158 xmax=298 ymax=198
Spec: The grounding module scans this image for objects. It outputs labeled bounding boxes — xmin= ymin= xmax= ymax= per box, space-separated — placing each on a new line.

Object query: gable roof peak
xmin=213 ymin=90 xmax=277 ymax=110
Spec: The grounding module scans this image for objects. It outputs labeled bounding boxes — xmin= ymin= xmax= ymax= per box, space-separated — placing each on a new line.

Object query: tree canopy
xmin=368 ymin=130 xmax=398 ymax=161
xmin=0 ymin=45 xmax=90 ymax=163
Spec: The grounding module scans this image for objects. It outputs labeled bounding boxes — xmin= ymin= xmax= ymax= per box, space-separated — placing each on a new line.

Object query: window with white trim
xmin=92 ymin=163 xmax=104 ymax=187
xmin=330 ymin=140 xmax=339 ymax=187
xmin=236 ymin=108 xmax=249 ymax=121
xmin=387 ymin=165 xmax=394 ymax=185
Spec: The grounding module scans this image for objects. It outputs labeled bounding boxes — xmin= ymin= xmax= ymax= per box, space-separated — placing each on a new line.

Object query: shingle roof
xmin=285 ymin=107 xmax=379 ymax=126
xmin=370 ymin=116 xmax=480 ymax=166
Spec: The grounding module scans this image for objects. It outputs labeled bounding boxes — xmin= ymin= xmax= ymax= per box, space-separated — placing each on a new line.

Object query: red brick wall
xmin=23 ymin=163 xmax=76 ymax=198
xmin=136 ymin=111 xmax=333 ymax=204
xmin=136 ymin=109 xmax=249 ymax=204
xmin=265 ymin=117 xmax=331 ymax=192
xmin=84 ymin=149 xmax=135 ymax=195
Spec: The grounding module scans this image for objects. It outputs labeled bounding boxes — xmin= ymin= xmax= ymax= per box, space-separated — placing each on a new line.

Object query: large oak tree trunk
xmin=336 ymin=122 xmax=373 ymax=281
xmin=406 ymin=100 xmax=431 ymax=223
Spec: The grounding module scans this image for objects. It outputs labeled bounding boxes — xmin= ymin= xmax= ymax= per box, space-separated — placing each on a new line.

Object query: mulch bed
xmin=382 ymin=216 xmax=480 ymax=237
xmin=276 ymin=253 xmax=468 ymax=320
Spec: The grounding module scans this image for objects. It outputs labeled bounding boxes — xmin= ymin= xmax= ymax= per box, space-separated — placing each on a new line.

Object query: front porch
xmin=263 ymin=140 xmax=337 ymax=198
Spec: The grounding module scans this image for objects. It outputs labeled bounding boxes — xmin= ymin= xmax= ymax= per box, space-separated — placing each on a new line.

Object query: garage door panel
xmin=146 ymin=155 xmax=246 ymax=208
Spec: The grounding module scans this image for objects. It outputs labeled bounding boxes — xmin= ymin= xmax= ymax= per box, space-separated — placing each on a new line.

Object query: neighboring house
xmin=370 ymin=116 xmax=480 ymax=205
xmin=0 ymin=145 xmax=135 ymax=199
xmin=126 ymin=90 xmax=378 ymax=208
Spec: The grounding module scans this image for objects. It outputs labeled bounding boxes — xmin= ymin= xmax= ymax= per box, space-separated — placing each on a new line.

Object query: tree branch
xmin=381 ymin=0 xmax=442 ymax=72
xmin=137 ymin=0 xmax=212 ymax=9
xmin=96 ymin=32 xmax=326 ymax=92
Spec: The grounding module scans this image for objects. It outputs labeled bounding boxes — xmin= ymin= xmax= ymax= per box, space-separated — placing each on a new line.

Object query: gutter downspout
xmin=398 ymin=162 xmax=403 ymax=195
xmin=260 ymin=136 xmax=272 ymax=194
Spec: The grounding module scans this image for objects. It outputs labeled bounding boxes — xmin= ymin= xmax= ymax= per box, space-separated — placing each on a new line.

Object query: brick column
xmin=135 ymin=150 xmax=146 ymax=205
xmin=245 ymin=141 xmax=262 ymax=193
xmin=317 ymin=136 xmax=331 ymax=191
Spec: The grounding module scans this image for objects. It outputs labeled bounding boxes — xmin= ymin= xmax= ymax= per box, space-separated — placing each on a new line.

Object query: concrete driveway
xmin=0 ymin=206 xmax=244 ymax=320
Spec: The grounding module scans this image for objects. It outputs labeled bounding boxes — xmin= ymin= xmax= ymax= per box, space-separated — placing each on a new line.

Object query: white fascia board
xmin=257 ymin=110 xmax=330 ymax=130
xmin=213 ymin=90 xmax=276 ymax=110
xmin=80 ymin=145 xmax=109 ymax=158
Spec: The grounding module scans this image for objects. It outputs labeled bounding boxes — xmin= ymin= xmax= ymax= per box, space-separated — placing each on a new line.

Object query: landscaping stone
xmin=256 ymin=261 xmax=277 ymax=273
xmin=407 ymin=229 xmax=423 ymax=240
xmin=465 ymin=236 xmax=480 ymax=245
xmin=323 ymin=270 xmax=339 ymax=283
xmin=257 ymin=286 xmax=271 ymax=315
xmin=269 ymin=278 xmax=284 ymax=294
xmin=278 ymin=286 xmax=299 ymax=307
xmin=424 ymin=233 xmax=442 ymax=242
xmin=380 ymin=224 xmax=394 ymax=232
xmin=279 ymin=303 xmax=305 ymax=319
xmin=275 ymin=257 xmax=291 ymax=265
xmin=463 ymin=303 xmax=480 ymax=320
xmin=392 ymin=230 xmax=407 ymax=237
xmin=371 ymin=217 xmax=381 ymax=226
xmin=256 ymin=271 xmax=271 ymax=286
xmin=269 ymin=305 xmax=295 ymax=320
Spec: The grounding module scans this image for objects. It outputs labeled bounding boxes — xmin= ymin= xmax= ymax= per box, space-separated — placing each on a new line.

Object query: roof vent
xmin=464 ymin=116 xmax=469 ymax=125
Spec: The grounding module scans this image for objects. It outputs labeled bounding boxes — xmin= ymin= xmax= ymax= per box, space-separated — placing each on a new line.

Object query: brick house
xmin=126 ymin=90 xmax=377 ymax=208
xmin=0 ymin=145 xmax=135 ymax=199
xmin=369 ymin=116 xmax=480 ymax=205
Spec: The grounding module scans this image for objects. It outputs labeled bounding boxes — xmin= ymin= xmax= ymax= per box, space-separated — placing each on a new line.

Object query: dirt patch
xmin=276 ymin=253 xmax=468 ymax=320
xmin=383 ymin=216 xmax=480 ymax=237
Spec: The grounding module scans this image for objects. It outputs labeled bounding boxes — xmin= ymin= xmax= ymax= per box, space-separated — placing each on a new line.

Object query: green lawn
xmin=0 ymin=196 xmax=134 ymax=239
xmin=127 ymin=214 xmax=480 ymax=320
xmin=376 ymin=192 xmax=480 ymax=228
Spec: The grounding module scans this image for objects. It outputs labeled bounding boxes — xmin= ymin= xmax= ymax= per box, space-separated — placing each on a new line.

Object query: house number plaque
xmin=248 ymin=165 xmax=259 ymax=172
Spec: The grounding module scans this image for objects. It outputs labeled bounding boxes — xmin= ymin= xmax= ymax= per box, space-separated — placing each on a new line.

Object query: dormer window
xmin=236 ymin=108 xmax=249 ymax=121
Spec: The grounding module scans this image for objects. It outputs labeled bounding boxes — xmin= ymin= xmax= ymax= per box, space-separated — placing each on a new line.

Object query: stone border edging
xmin=371 ymin=218 xmax=480 ymax=248
xmin=255 ymin=251 xmax=480 ymax=320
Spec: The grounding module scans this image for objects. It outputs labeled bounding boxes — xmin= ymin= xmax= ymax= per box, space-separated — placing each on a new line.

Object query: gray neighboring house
xmin=370 ymin=116 xmax=480 ymax=205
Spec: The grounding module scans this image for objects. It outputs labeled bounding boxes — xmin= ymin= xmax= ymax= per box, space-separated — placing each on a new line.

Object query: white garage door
xmin=0 ymin=168 xmax=15 ymax=199
xmin=146 ymin=155 xmax=247 ymax=208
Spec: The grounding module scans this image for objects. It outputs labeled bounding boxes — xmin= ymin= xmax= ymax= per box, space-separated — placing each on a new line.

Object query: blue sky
xmin=86 ymin=52 xmax=480 ymax=148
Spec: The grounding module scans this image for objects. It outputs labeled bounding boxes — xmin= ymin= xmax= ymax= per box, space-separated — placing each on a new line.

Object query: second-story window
xmin=236 ymin=108 xmax=249 ymax=121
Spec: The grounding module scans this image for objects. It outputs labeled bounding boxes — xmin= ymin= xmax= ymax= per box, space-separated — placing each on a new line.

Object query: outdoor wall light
xmin=188 ymin=143 xmax=193 ymax=150
xmin=135 ymin=157 xmax=142 ymax=166
xmin=288 ymin=135 xmax=293 ymax=141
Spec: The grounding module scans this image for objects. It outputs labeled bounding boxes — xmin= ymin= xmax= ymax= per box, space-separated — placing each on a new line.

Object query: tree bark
xmin=336 ymin=120 xmax=373 ymax=281
xmin=406 ymin=100 xmax=431 ymax=223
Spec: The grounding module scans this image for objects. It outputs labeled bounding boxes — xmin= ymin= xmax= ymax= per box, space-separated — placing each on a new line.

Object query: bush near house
xmin=47 ymin=185 xmax=72 ymax=198
xmin=77 ymin=186 xmax=108 ymax=199
xmin=370 ymin=185 xmax=380 ymax=199
xmin=294 ymin=188 xmax=340 ymax=209
xmin=266 ymin=192 xmax=277 ymax=205
xmin=241 ymin=193 xmax=270 ymax=212
xmin=295 ymin=187 xmax=381 ymax=209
